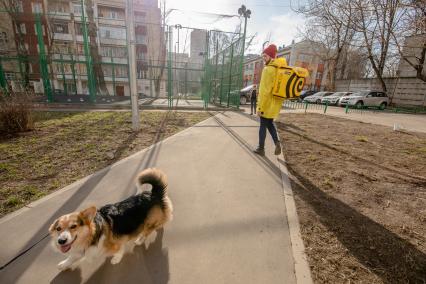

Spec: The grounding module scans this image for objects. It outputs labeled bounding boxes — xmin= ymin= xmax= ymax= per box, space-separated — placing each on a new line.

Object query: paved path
xmin=0 ymin=112 xmax=306 ymax=284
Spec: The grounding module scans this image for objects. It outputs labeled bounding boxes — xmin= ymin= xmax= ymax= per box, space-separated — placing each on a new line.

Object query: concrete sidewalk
xmin=0 ymin=112 xmax=308 ymax=284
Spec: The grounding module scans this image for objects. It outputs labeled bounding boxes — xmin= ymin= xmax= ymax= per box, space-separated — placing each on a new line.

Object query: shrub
xmin=0 ymin=90 xmax=34 ymax=134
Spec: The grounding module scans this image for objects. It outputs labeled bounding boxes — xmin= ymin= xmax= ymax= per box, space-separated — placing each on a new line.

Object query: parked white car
xmin=303 ymin=91 xmax=334 ymax=104
xmin=339 ymin=90 xmax=389 ymax=109
xmin=321 ymin=92 xmax=352 ymax=106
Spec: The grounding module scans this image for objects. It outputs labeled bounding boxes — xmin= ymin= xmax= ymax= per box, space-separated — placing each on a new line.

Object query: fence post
xmin=219 ymin=51 xmax=225 ymax=106
xmin=35 ymin=13 xmax=52 ymax=102
xmin=227 ymin=42 xmax=234 ymax=108
xmin=80 ymin=0 xmax=96 ymax=103
xmin=324 ymin=101 xmax=328 ymax=114
xmin=167 ymin=26 xmax=173 ymax=108
xmin=304 ymin=101 xmax=308 ymax=113
xmin=0 ymin=58 xmax=8 ymax=95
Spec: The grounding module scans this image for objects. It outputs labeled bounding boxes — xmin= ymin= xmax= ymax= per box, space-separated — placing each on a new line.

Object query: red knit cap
xmin=263 ymin=44 xmax=277 ymax=58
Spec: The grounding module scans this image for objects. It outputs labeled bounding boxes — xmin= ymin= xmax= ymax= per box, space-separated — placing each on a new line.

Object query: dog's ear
xmin=79 ymin=206 xmax=97 ymax=222
xmin=49 ymin=218 xmax=59 ymax=233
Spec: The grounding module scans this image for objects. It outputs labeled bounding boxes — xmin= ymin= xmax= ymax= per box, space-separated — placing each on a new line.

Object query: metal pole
xmin=167 ymin=26 xmax=173 ymax=108
xmin=227 ymin=43 xmax=234 ymax=107
xmin=60 ymin=53 xmax=67 ymax=95
xmin=35 ymin=13 xmax=52 ymax=102
xmin=71 ymin=53 xmax=77 ymax=95
xmin=111 ymin=56 xmax=116 ymax=96
xmin=237 ymin=15 xmax=248 ymax=108
xmin=0 ymin=58 xmax=8 ymax=94
xmin=80 ymin=0 xmax=96 ymax=102
xmin=126 ymin=0 xmax=140 ymax=131
xmin=219 ymin=51 xmax=225 ymax=105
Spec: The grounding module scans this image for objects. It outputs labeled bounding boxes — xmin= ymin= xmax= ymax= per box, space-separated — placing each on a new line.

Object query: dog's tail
xmin=137 ymin=168 xmax=168 ymax=201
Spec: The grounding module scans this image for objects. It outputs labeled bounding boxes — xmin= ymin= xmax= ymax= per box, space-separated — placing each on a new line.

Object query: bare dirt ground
xmin=276 ymin=113 xmax=426 ymax=283
xmin=0 ymin=111 xmax=210 ymax=217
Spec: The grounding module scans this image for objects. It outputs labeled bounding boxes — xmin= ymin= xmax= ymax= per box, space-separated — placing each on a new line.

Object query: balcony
xmin=98 ymin=18 xmax=125 ymax=27
xmin=101 ymin=57 xmax=128 ymax=64
xmin=48 ymin=12 xmax=72 ymax=21
xmin=53 ymin=33 xmax=73 ymax=41
xmin=99 ymin=38 xmax=126 ymax=46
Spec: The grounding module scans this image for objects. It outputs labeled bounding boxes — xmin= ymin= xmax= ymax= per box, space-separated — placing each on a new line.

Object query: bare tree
xmin=296 ymin=0 xmax=357 ymax=90
xmin=392 ymin=0 xmax=426 ymax=81
xmin=346 ymin=0 xmax=404 ymax=92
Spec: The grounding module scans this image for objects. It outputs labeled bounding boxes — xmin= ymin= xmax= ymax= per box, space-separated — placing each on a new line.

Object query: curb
xmin=277 ymin=156 xmax=313 ymax=284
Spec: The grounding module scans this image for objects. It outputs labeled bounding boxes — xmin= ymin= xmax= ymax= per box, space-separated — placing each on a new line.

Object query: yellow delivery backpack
xmin=271 ymin=58 xmax=309 ymax=100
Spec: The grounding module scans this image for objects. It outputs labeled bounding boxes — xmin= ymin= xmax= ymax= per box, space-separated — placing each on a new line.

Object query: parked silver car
xmin=340 ymin=90 xmax=389 ymax=109
xmin=321 ymin=92 xmax=352 ymax=106
xmin=303 ymin=91 xmax=334 ymax=104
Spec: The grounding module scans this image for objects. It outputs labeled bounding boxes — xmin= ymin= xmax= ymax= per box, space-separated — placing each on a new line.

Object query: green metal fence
xmin=203 ymin=32 xmax=244 ymax=108
xmin=0 ymin=6 xmax=245 ymax=109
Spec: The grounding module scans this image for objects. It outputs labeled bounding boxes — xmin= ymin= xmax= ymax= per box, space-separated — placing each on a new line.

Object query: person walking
xmin=250 ymin=85 xmax=257 ymax=115
xmin=253 ymin=44 xmax=282 ymax=156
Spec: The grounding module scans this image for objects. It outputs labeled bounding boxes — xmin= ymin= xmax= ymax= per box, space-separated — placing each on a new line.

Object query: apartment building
xmin=0 ymin=0 xmax=49 ymax=92
xmin=0 ymin=0 xmax=165 ymax=97
xmin=133 ymin=0 xmax=166 ymax=97
xmin=47 ymin=0 xmax=129 ymax=96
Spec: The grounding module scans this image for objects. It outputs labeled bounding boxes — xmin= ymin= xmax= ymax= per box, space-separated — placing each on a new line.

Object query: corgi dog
xmin=49 ymin=168 xmax=173 ymax=270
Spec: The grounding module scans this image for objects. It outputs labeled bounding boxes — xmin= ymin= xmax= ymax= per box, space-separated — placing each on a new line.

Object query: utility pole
xmin=238 ymin=5 xmax=251 ymax=108
xmin=126 ymin=0 xmax=140 ymax=131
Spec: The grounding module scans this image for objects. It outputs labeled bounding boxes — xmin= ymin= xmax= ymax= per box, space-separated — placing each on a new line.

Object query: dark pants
xmin=259 ymin=117 xmax=279 ymax=149
xmin=250 ymin=99 xmax=257 ymax=114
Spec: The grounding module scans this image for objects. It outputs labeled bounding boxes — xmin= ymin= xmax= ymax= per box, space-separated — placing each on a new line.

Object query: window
xmin=134 ymin=12 xmax=146 ymax=23
xmin=5 ymin=72 xmax=15 ymax=80
xmin=32 ymin=2 xmax=43 ymax=13
xmin=75 ymin=23 xmax=84 ymax=35
xmin=99 ymin=26 xmax=126 ymax=40
xmin=53 ymin=22 xmax=69 ymax=34
xmin=110 ymin=11 xmax=118 ymax=19
xmin=17 ymin=0 xmax=23 ymax=12
xmin=73 ymin=3 xmax=83 ymax=15
xmin=115 ymin=66 xmax=128 ymax=77
xmin=16 ymin=23 xmax=26 ymax=34
xmin=98 ymin=6 xmax=124 ymax=20
xmin=50 ymin=3 xmax=68 ymax=13
xmin=136 ymin=34 xmax=146 ymax=44
xmin=0 ymin=32 xmax=7 ymax=43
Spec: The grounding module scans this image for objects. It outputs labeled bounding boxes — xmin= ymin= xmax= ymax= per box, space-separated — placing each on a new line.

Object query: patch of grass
xmin=355 ymin=135 xmax=369 ymax=142
xmin=322 ymin=177 xmax=334 ymax=188
xmin=418 ymin=147 xmax=426 ymax=153
xmin=0 ymin=110 xmax=211 ymax=217
xmin=308 ymin=154 xmax=318 ymax=161
xmin=4 ymin=196 xmax=21 ymax=207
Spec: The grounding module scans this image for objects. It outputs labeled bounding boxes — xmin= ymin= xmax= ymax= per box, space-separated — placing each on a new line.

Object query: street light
xmin=262 ymin=41 xmax=270 ymax=51
xmin=236 ymin=5 xmax=251 ymax=108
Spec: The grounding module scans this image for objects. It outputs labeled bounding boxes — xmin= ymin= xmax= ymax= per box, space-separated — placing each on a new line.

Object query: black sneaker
xmin=253 ymin=147 xmax=265 ymax=156
xmin=274 ymin=143 xmax=282 ymax=155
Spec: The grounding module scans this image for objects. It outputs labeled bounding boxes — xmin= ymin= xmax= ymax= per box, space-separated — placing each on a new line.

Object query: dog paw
xmin=110 ymin=255 xmax=123 ymax=265
xmin=57 ymin=260 xmax=71 ymax=271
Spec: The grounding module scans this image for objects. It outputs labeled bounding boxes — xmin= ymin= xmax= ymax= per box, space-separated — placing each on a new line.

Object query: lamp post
xmin=262 ymin=40 xmax=270 ymax=51
xmin=237 ymin=5 xmax=251 ymax=108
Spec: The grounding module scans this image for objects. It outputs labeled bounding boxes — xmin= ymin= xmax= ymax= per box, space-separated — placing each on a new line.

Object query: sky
xmin=163 ymin=0 xmax=307 ymax=54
